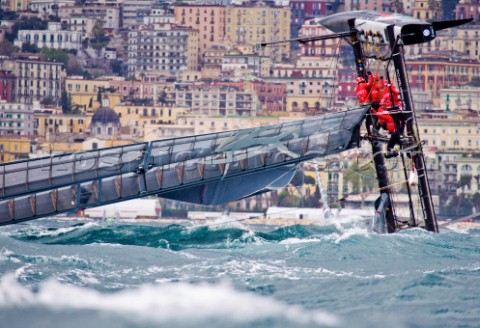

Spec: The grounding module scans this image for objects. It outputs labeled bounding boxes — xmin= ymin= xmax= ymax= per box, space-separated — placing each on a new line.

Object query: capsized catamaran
xmin=0 ymin=11 xmax=472 ymax=233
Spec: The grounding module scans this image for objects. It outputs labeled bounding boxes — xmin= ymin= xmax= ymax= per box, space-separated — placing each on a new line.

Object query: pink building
xmin=174 ymin=5 xmax=226 ymax=60
xmin=456 ymin=0 xmax=480 ymax=22
xmin=251 ymin=81 xmax=287 ymax=112
xmin=337 ymin=68 xmax=357 ymax=102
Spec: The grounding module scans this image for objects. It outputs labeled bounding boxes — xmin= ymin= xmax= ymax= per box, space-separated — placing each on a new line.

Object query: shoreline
xmin=47 ymin=216 xmax=480 ymax=230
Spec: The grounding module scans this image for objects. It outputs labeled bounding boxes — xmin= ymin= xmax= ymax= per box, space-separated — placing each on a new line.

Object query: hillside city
xmin=0 ymin=0 xmax=479 ymax=218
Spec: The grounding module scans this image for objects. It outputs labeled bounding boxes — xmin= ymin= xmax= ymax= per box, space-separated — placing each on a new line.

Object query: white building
xmin=126 ymin=23 xmax=198 ymax=78
xmin=122 ymin=0 xmax=156 ymax=27
xmin=439 ymin=87 xmax=480 ymax=112
xmin=59 ymin=5 xmax=121 ymax=31
xmin=14 ymin=22 xmax=84 ymax=50
xmin=60 ymin=17 xmax=96 ymax=38
xmin=0 ymin=102 xmax=34 ymax=135
xmin=29 ymin=0 xmax=76 ymax=19
xmin=143 ymin=7 xmax=176 ymax=24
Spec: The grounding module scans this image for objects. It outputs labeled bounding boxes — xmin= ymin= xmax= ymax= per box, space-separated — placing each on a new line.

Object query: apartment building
xmin=406 ymin=53 xmax=480 ymax=103
xmin=0 ymin=70 xmax=16 ymax=102
xmin=170 ymin=82 xmax=257 ymax=117
xmin=298 ymin=19 xmax=340 ymax=57
xmin=14 ymin=22 xmax=84 ymax=50
xmin=126 ymin=23 xmax=199 ymax=78
xmin=15 ymin=60 xmax=66 ymax=104
xmin=144 ymin=6 xmax=176 ymax=24
xmin=65 ymin=77 xmax=121 ymax=112
xmin=60 ymin=17 xmax=96 ymax=38
xmin=6 ymin=0 xmax=30 ymax=11
xmin=174 ymin=5 xmax=226 ymax=58
xmin=344 ymin=0 xmax=394 ymax=12
xmin=456 ymin=0 xmax=480 ymax=21
xmin=290 ymin=0 xmax=330 ymax=40
xmin=0 ymin=102 xmax=34 ymax=136
xmin=438 ymin=87 xmax=480 ymax=112
xmin=412 ymin=0 xmax=441 ymax=20
xmin=221 ymin=53 xmax=271 ymax=78
xmin=121 ymin=0 xmax=156 ymax=27
xmin=249 ymin=80 xmax=287 ymax=112
xmin=407 ymin=25 xmax=480 ymax=61
xmin=433 ymin=150 xmax=480 ymax=197
xmin=113 ymin=104 xmax=185 ymax=137
xmin=225 ymin=4 xmax=291 ymax=63
xmin=144 ymin=114 xmax=280 ymax=141
xmin=29 ymin=0 xmax=75 ymax=18
xmin=34 ymin=111 xmax=91 ymax=137
xmin=418 ymin=117 xmax=480 ymax=150
xmin=59 ymin=5 xmax=121 ymax=31
xmin=0 ymin=136 xmax=31 ymax=162
xmin=109 ymin=77 xmax=170 ymax=102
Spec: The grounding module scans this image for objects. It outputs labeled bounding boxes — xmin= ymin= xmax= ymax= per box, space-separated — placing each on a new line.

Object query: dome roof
xmin=91 ymin=107 xmax=120 ymax=126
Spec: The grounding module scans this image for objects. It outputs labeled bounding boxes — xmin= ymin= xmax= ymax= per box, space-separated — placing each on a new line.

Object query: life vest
xmin=367 ymin=74 xmax=383 ymax=103
xmin=377 ymin=84 xmax=403 ymax=133
xmin=374 ymin=106 xmax=397 ymax=133
xmin=355 ymin=82 xmax=370 ymax=104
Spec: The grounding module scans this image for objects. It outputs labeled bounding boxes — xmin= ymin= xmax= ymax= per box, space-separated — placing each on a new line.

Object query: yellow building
xmin=407 ymin=26 xmax=480 ymax=61
xmin=65 ymin=78 xmax=122 ymax=113
xmin=34 ymin=112 xmax=91 ymax=138
xmin=113 ymin=104 xmax=185 ymax=139
xmin=412 ymin=0 xmax=441 ymax=20
xmin=7 ymin=0 xmax=29 ymax=11
xmin=418 ymin=117 xmax=480 ymax=151
xmin=225 ymin=5 xmax=291 ymax=63
xmin=344 ymin=0 xmax=393 ymax=13
xmin=0 ymin=137 xmax=31 ymax=162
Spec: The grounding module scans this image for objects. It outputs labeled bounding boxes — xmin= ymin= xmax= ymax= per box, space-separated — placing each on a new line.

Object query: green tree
xmin=66 ymin=55 xmax=84 ymax=75
xmin=0 ymin=9 xmax=18 ymax=21
xmin=111 ymin=60 xmax=124 ymax=75
xmin=469 ymin=77 xmax=480 ymax=87
xmin=472 ymin=192 xmax=480 ymax=213
xmin=40 ymin=48 xmax=69 ymax=65
xmin=290 ymin=170 xmax=316 ymax=187
xmin=6 ymin=17 xmax=47 ymax=42
xmin=90 ymin=21 xmax=109 ymax=50
xmin=0 ymin=40 xmax=16 ymax=56
xmin=21 ymin=42 xmax=39 ymax=53
xmin=41 ymin=96 xmax=55 ymax=106
xmin=277 ymin=191 xmax=301 ymax=207
xmin=61 ymin=91 xmax=72 ymax=114
xmin=343 ymin=161 xmax=377 ymax=207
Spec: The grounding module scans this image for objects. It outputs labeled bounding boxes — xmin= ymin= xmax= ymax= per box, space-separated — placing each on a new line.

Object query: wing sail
xmin=0 ymin=106 xmax=368 ymax=226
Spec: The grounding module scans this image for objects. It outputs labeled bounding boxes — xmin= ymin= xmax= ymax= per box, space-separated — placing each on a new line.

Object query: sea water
xmin=0 ymin=218 xmax=478 ymax=328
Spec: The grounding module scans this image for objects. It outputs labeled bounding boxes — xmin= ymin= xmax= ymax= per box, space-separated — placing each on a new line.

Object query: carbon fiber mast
xmin=385 ymin=25 xmax=438 ymax=232
xmin=348 ymin=19 xmax=397 ymax=233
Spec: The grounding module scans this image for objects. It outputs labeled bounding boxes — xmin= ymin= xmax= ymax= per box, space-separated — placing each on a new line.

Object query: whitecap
xmin=0 ymin=274 xmax=339 ymax=326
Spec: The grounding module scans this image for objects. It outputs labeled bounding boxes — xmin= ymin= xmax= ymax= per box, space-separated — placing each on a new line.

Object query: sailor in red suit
xmin=355 ymin=77 xmax=370 ymax=104
xmin=379 ymin=83 xmax=404 ymax=158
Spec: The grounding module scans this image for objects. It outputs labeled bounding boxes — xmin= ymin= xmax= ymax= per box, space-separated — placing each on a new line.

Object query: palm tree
xmin=343 ymin=161 xmax=377 ymax=207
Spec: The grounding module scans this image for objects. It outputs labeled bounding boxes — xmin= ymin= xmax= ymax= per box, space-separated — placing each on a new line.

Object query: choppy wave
xmin=1 ymin=219 xmax=480 ymax=328
xmin=0 ymin=273 xmax=338 ymax=327
xmin=3 ymin=220 xmax=343 ymax=250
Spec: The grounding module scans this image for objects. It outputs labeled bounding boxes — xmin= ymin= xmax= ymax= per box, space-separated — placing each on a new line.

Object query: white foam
xmin=10 ymin=222 xmax=100 ymax=239
xmin=280 ymin=237 xmax=322 ymax=245
xmin=0 ymin=274 xmax=339 ymax=326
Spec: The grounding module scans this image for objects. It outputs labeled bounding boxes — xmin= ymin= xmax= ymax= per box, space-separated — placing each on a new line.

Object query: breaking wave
xmin=0 ymin=273 xmax=338 ymax=327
